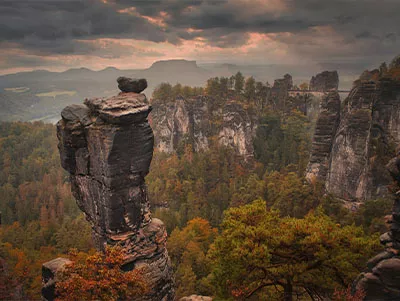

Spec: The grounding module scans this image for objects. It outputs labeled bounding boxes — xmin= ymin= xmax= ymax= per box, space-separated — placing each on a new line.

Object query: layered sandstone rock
xmin=307 ymin=58 xmax=400 ymax=201
xmin=309 ymin=71 xmax=339 ymax=92
xmin=306 ymin=91 xmax=341 ymax=182
xmin=151 ymin=96 xmax=257 ymax=160
xmin=325 ymin=78 xmax=400 ymax=200
xmin=353 ymin=150 xmax=400 ymax=300
xmin=270 ymin=74 xmax=293 ymax=110
xmin=43 ymin=82 xmax=174 ymax=300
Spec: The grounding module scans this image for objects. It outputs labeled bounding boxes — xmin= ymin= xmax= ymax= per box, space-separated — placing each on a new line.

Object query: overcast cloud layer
xmin=0 ymin=0 xmax=399 ymax=75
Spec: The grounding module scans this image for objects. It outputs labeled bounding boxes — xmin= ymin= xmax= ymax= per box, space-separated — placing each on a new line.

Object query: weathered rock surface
xmin=307 ymin=63 xmax=400 ymax=201
xmin=353 ymin=149 xmax=400 ymax=300
xmin=270 ymin=74 xmax=293 ymax=110
xmin=325 ymin=78 xmax=400 ymax=200
xmin=42 ymin=258 xmax=72 ymax=301
xmin=117 ymin=77 xmax=148 ymax=93
xmin=151 ymin=96 xmax=257 ymax=160
xmin=43 ymin=87 xmax=174 ymax=300
xmin=306 ymin=91 xmax=341 ymax=183
xmin=309 ymin=71 xmax=339 ymax=92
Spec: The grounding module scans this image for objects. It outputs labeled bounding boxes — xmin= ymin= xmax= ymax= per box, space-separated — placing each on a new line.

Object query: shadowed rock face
xmin=117 ymin=77 xmax=148 ymax=93
xmin=307 ymin=75 xmax=400 ymax=201
xmin=306 ymin=92 xmax=341 ymax=183
xmin=325 ymin=78 xmax=400 ymax=200
xmin=309 ymin=71 xmax=339 ymax=92
xmin=44 ymin=88 xmax=174 ymax=300
xmin=353 ymin=149 xmax=400 ymax=300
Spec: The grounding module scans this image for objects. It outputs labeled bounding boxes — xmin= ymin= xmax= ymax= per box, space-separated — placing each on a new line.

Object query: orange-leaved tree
xmin=56 ymin=246 xmax=148 ymax=301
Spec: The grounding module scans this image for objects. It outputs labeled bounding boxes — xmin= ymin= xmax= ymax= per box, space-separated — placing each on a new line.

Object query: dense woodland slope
xmin=1 ymin=57 xmax=399 ymax=299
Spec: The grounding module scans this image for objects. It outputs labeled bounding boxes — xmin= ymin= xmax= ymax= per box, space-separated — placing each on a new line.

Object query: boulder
xmin=117 ymin=77 xmax=147 ymax=93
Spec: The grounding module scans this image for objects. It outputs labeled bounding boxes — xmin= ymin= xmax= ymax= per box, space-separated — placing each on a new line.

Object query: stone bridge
xmin=288 ymin=90 xmax=351 ymax=98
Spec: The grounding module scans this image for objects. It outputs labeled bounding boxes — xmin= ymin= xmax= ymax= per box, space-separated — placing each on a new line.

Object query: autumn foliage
xmin=56 ymin=247 xmax=148 ymax=301
xmin=209 ymin=200 xmax=380 ymax=300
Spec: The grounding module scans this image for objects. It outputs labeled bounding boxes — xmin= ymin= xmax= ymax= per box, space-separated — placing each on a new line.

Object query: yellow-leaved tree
xmin=209 ymin=200 xmax=380 ymax=301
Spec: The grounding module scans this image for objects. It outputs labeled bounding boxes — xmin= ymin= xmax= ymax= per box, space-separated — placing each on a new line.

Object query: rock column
xmin=306 ymin=91 xmax=341 ymax=183
xmin=43 ymin=79 xmax=174 ymax=300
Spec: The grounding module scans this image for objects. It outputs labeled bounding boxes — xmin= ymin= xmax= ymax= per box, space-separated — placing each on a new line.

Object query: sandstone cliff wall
xmin=306 ymin=91 xmax=341 ymax=183
xmin=309 ymin=71 xmax=339 ymax=92
xmin=151 ymin=97 xmax=258 ymax=161
xmin=307 ymin=72 xmax=400 ymax=201
xmin=353 ymin=148 xmax=400 ymax=300
xmin=326 ymin=78 xmax=400 ymax=200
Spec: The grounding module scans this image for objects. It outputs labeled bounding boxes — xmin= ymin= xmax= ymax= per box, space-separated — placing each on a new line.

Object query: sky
xmin=0 ymin=0 xmax=399 ymax=75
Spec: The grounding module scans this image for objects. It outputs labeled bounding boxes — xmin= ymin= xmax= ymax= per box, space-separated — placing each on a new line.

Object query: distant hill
xmin=0 ymin=60 xmax=215 ymax=123
xmin=0 ymin=59 xmax=357 ymax=123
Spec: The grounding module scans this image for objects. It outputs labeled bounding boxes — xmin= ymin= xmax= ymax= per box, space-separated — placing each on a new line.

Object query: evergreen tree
xmin=244 ymin=76 xmax=256 ymax=102
xmin=234 ymin=72 xmax=244 ymax=95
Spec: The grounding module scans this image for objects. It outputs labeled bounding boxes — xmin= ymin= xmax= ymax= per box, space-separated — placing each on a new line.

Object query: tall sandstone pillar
xmin=43 ymin=79 xmax=174 ymax=300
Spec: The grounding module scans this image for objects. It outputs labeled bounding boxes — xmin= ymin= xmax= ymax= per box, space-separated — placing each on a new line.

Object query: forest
xmin=0 ymin=72 xmax=394 ymax=300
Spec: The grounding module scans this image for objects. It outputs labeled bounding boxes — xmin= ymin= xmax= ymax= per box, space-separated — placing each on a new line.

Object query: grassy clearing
xmin=4 ymin=87 xmax=30 ymax=93
xmin=36 ymin=90 xmax=77 ymax=98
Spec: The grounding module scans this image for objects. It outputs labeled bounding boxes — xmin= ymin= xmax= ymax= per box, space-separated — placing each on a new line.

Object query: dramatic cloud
xmin=0 ymin=0 xmax=399 ymax=74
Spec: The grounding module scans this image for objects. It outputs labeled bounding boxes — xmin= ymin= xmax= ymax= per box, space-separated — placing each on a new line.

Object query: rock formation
xmin=269 ymin=74 xmax=293 ymax=110
xmin=307 ymin=56 xmax=400 ymax=201
xmin=151 ymin=96 xmax=257 ymax=161
xmin=117 ymin=77 xmax=148 ymax=93
xmin=325 ymin=77 xmax=400 ymax=200
xmin=42 ymin=78 xmax=174 ymax=300
xmin=309 ymin=71 xmax=339 ymax=92
xmin=305 ymin=92 xmax=341 ymax=183
xmin=353 ymin=148 xmax=400 ymax=300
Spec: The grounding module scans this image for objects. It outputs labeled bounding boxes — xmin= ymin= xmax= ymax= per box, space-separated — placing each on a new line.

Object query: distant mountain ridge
xmin=0 ymin=59 xmax=356 ymax=123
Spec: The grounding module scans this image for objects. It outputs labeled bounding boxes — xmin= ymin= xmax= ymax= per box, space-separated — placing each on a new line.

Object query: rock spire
xmin=42 ymin=78 xmax=174 ymax=300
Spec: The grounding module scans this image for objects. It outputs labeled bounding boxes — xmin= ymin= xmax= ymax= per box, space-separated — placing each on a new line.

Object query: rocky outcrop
xmin=118 ymin=77 xmax=147 ymax=93
xmin=42 ymin=258 xmax=72 ymax=300
xmin=353 ymin=149 xmax=400 ymax=300
xmin=325 ymin=78 xmax=400 ymax=200
xmin=151 ymin=96 xmax=257 ymax=160
xmin=309 ymin=71 xmax=339 ymax=92
xmin=218 ymin=102 xmax=257 ymax=161
xmin=307 ymin=57 xmax=400 ymax=201
xmin=306 ymin=92 xmax=341 ymax=182
xmin=269 ymin=74 xmax=293 ymax=110
xmin=43 ymin=81 xmax=174 ymax=300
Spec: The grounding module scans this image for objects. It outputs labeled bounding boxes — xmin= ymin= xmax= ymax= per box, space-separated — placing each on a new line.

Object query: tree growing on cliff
xmin=299 ymin=82 xmax=309 ymax=90
xmin=209 ymin=200 xmax=380 ymax=301
xmin=56 ymin=247 xmax=148 ymax=301
xmin=234 ymin=72 xmax=245 ymax=95
xmin=244 ymin=76 xmax=256 ymax=102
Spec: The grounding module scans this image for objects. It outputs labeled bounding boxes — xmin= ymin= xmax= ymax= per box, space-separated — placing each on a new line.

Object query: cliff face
xmin=353 ymin=149 xmax=400 ymax=300
xmin=307 ymin=69 xmax=400 ymax=201
xmin=326 ymin=78 xmax=400 ymax=200
xmin=306 ymin=92 xmax=341 ymax=183
xmin=43 ymin=89 xmax=174 ymax=300
xmin=151 ymin=96 xmax=258 ymax=160
xmin=309 ymin=71 xmax=339 ymax=92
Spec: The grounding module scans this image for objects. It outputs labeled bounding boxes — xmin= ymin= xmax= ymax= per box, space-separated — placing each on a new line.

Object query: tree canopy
xmin=210 ymin=200 xmax=380 ymax=300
